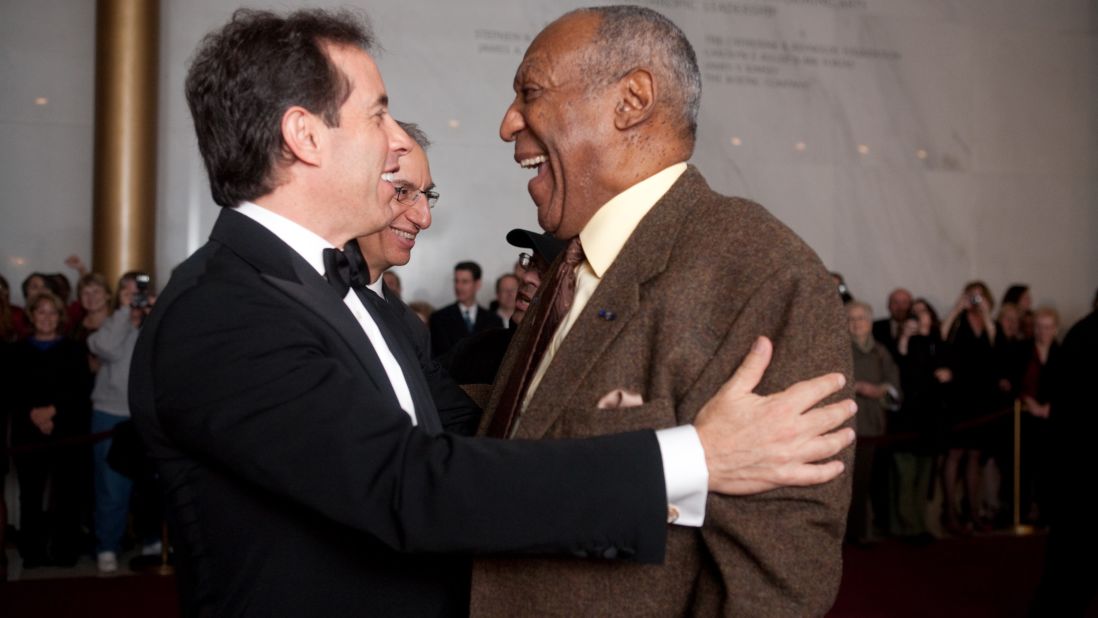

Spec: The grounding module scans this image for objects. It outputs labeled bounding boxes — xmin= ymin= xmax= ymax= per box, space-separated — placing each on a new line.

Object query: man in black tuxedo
xmin=430 ymin=261 xmax=503 ymax=357
xmin=130 ymin=8 xmax=856 ymax=617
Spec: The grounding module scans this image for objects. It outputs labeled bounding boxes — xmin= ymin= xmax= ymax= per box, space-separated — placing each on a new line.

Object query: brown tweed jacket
xmin=470 ymin=167 xmax=854 ymax=617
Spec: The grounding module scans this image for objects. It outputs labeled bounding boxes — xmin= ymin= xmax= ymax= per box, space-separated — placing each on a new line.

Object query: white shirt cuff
xmin=654 ymin=424 xmax=708 ymax=527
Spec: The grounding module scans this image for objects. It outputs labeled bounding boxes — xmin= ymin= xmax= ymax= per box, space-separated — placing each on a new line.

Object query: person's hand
xmin=901 ymin=319 xmax=918 ymax=339
xmin=130 ymin=294 xmax=156 ymax=327
xmin=1023 ymin=396 xmax=1050 ymax=418
xmin=30 ymin=405 xmax=57 ymax=435
xmin=64 ymin=254 xmax=88 ymax=275
xmin=934 ymin=367 xmax=953 ymax=383
xmin=953 ymin=293 xmax=969 ymax=313
xmin=695 ymin=336 xmax=856 ymax=495
xmin=854 ymin=381 xmax=888 ymax=399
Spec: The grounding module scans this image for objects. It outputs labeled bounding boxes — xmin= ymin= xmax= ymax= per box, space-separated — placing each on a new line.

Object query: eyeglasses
xmin=518 ymin=253 xmax=532 ymax=269
xmin=392 ymin=183 xmax=439 ymax=209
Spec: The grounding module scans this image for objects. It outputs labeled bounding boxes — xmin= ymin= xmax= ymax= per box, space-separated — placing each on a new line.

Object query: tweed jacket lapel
xmin=511 ymin=167 xmax=708 ymax=439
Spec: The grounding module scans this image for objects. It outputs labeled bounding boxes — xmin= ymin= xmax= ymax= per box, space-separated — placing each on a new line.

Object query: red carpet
xmin=4 ymin=533 xmax=1094 ymax=616
xmin=831 ymin=533 xmax=1049 ymax=617
xmin=0 ymin=573 xmax=179 ymax=618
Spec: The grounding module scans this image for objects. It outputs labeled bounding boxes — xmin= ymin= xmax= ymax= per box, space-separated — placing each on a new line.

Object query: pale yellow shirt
xmin=516 ymin=162 xmax=706 ymax=526
xmin=523 ymin=162 xmax=687 ymax=404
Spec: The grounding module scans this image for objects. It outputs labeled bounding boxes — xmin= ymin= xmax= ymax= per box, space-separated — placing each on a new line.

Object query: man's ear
xmin=281 ymin=106 xmax=323 ymax=166
xmin=613 ymin=69 xmax=655 ymax=131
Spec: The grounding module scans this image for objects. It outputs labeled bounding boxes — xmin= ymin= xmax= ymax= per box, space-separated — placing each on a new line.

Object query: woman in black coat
xmin=10 ymin=291 xmax=91 ymax=567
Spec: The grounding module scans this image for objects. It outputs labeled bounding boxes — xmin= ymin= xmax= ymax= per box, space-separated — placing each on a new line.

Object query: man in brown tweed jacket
xmin=472 ymin=6 xmax=855 ymax=616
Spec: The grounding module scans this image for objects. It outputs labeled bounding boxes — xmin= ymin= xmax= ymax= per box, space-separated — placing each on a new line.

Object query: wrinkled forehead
xmin=516 ymin=15 xmax=597 ymax=82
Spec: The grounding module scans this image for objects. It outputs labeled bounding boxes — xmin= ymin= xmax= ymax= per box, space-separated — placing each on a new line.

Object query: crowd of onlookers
xmin=2 ymin=251 xmax=1094 ymax=580
xmin=0 ymin=258 xmax=162 ymax=580
xmin=833 ymin=274 xmax=1097 ymax=547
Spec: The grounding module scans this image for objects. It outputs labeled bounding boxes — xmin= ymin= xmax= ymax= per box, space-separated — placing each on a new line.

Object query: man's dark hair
xmin=22 ymin=272 xmax=62 ymax=300
xmin=570 ymin=5 xmax=701 ymax=143
xmin=455 ymin=261 xmax=482 ymax=281
xmin=1001 ymin=284 xmax=1030 ymax=307
xmin=397 ymin=121 xmax=431 ymax=151
xmin=185 ymin=9 xmax=375 ymax=207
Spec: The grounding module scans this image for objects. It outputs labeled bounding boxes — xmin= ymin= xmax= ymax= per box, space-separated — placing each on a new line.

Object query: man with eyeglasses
xmin=349 ymin=122 xmax=482 ymax=435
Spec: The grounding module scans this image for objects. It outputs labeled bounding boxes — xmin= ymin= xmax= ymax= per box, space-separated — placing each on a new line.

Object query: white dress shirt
xmin=234 ymin=202 xmax=417 ymax=425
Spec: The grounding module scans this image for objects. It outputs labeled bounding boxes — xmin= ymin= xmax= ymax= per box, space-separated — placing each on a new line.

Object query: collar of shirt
xmin=459 ymin=303 xmax=477 ymax=320
xmin=234 ymin=201 xmax=333 ymax=275
xmin=366 ymin=277 xmax=385 ymax=298
xmin=579 ymin=162 xmax=687 ymax=278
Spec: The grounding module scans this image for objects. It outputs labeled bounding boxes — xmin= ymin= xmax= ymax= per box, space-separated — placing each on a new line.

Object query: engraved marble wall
xmin=1 ymin=0 xmax=1094 ymax=324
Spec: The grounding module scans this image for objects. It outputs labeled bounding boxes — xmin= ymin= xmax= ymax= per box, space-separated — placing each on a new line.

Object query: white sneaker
xmin=141 ymin=541 xmax=163 ymax=556
xmin=97 ymin=551 xmax=118 ymax=574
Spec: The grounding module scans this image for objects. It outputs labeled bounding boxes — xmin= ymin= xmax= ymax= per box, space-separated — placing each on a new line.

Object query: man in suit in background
xmin=430 ymin=261 xmax=502 ymax=357
xmin=131 ymin=8 xmax=856 ymax=617
xmin=473 ymin=6 xmax=855 ymax=616
xmin=873 ymin=287 xmax=913 ymax=359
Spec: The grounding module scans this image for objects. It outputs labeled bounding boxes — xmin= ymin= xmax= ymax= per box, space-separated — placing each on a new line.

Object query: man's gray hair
xmin=570 ymin=5 xmax=701 ymax=142
xmin=396 ymin=121 xmax=431 ymax=151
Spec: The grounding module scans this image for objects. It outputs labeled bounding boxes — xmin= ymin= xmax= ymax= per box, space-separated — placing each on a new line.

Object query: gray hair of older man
xmin=396 ymin=121 xmax=431 ymax=151
xmin=567 ymin=5 xmax=701 ymax=143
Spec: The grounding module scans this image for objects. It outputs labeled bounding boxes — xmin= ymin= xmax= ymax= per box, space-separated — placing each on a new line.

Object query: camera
xmin=970 ymin=294 xmax=982 ymax=306
xmin=131 ymin=274 xmax=152 ymax=309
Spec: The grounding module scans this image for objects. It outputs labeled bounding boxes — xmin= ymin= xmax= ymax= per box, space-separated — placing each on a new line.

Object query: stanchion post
xmin=1013 ymin=399 xmax=1034 ymax=535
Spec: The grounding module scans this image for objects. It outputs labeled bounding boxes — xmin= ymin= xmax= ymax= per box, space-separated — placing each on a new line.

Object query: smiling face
xmin=80 ymin=282 xmax=109 ymax=313
xmin=359 ymin=144 xmax=433 ymax=282
xmin=31 ymin=297 xmax=61 ymax=339
xmin=317 ymin=44 xmax=413 ymax=244
xmin=499 ymin=13 xmax=616 ymax=239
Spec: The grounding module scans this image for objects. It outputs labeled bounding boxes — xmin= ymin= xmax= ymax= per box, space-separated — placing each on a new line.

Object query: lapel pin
xmin=598 ymin=309 xmax=616 ymax=321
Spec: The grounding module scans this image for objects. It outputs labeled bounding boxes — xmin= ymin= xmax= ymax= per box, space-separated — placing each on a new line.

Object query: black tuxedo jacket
xmin=430 ymin=302 xmax=503 ymax=358
xmin=130 ymin=209 xmax=667 ymax=617
xmin=369 ymin=283 xmax=482 ymax=435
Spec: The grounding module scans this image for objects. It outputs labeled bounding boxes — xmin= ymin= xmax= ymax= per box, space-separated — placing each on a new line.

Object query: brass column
xmin=92 ymin=0 xmax=159 ymax=287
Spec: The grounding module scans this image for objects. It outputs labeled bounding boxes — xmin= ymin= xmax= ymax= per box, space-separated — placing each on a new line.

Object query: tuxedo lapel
xmin=358 ymin=286 xmax=443 ymax=435
xmin=210 ymin=209 xmax=401 ymax=405
xmin=514 ymin=169 xmax=705 ymax=439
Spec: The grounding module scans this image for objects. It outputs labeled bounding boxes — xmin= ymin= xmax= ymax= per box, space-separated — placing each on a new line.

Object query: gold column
xmin=92 ymin=0 xmax=159 ymax=287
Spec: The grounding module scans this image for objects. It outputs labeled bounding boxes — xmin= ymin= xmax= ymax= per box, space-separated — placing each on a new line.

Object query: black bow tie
xmin=323 ymin=243 xmax=372 ymax=298
xmin=322 ymin=247 xmax=353 ymax=298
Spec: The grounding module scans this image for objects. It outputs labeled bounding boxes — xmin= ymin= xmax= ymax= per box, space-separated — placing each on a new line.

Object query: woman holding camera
xmin=939 ymin=281 xmax=1000 ymax=534
xmin=85 ymin=271 xmax=153 ymax=573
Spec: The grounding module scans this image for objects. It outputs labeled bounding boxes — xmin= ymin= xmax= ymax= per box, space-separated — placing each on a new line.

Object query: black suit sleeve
xmin=390 ymin=295 xmax=482 ymax=436
xmin=140 ymin=279 xmax=668 ymax=563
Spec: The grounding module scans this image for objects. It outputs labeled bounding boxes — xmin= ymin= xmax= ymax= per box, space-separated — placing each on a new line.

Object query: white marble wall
xmin=1 ymin=0 xmax=1095 ymax=325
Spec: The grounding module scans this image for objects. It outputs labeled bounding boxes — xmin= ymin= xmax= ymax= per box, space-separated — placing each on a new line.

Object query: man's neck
xmin=254 ymin=188 xmax=351 ymax=248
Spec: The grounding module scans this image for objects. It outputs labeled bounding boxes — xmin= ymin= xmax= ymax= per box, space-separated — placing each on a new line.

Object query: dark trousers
xmin=847 ymin=442 xmax=877 ymax=542
xmin=14 ymin=449 xmax=84 ymax=564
